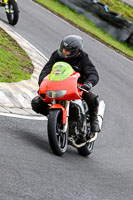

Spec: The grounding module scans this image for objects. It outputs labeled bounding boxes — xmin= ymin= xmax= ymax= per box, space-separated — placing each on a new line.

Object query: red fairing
xmin=39 ymin=72 xmax=83 ymax=103
xmin=49 ymin=104 xmax=67 ymax=124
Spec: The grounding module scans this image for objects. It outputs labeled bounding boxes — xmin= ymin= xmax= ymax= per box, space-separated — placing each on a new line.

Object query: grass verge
xmin=0 ymin=28 xmax=34 ymax=82
xmin=34 ymin=0 xmax=133 ymax=61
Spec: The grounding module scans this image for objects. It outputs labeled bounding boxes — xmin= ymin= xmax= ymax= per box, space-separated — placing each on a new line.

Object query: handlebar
xmin=77 ymin=85 xmax=90 ymax=94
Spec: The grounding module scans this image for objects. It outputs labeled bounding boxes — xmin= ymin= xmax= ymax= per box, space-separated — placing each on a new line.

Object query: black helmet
xmin=58 ymin=35 xmax=83 ymax=59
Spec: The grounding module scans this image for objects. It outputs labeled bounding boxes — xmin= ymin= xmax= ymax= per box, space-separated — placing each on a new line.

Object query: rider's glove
xmin=81 ymin=82 xmax=92 ymax=91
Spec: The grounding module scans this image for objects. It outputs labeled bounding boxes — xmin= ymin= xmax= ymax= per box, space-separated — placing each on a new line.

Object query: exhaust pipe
xmin=97 ymin=100 xmax=106 ymax=131
xmin=89 ymin=100 xmax=105 ymax=143
xmin=68 ymin=100 xmax=106 ymax=146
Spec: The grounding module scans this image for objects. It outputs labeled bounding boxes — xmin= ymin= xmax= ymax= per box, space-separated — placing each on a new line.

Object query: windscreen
xmin=49 ymin=62 xmax=74 ymax=81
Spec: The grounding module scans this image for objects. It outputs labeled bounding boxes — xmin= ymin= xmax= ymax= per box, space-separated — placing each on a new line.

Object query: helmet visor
xmin=58 ymin=47 xmax=78 ymax=58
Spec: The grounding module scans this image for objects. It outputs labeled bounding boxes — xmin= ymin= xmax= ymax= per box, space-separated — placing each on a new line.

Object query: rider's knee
xmin=95 ymin=95 xmax=99 ymax=107
xmin=31 ymin=96 xmax=49 ymax=115
xmin=31 ymin=96 xmax=42 ymax=113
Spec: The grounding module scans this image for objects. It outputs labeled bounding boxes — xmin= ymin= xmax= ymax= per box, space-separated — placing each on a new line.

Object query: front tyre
xmin=6 ymin=0 xmax=19 ymax=25
xmin=48 ymin=109 xmax=67 ymax=156
xmin=77 ymin=141 xmax=94 ymax=156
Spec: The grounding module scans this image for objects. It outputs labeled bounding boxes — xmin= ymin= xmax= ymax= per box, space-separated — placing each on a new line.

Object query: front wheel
xmin=6 ymin=0 xmax=19 ymax=25
xmin=48 ymin=109 xmax=68 ymax=156
xmin=77 ymin=141 xmax=94 ymax=156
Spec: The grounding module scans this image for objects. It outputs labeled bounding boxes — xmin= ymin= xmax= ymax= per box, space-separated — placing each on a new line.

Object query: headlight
xmin=46 ymin=90 xmax=66 ymax=98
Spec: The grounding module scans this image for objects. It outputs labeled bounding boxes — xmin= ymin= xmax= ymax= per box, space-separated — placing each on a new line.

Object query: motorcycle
xmin=0 ymin=0 xmax=19 ymax=25
xmin=39 ymin=62 xmax=105 ymax=156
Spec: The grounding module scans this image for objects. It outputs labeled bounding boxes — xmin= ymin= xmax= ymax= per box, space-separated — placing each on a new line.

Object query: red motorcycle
xmin=39 ymin=62 xmax=105 ymax=156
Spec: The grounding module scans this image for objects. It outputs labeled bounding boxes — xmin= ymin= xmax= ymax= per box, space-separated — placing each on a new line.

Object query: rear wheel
xmin=6 ymin=0 xmax=19 ymax=25
xmin=48 ymin=109 xmax=67 ymax=156
xmin=77 ymin=141 xmax=94 ymax=156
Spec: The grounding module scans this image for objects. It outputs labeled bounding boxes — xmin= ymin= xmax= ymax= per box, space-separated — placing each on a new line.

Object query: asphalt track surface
xmin=0 ymin=0 xmax=133 ymax=199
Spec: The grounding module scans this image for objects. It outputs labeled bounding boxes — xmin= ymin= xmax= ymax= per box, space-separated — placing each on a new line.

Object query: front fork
xmin=62 ymin=101 xmax=70 ymax=132
xmin=4 ymin=0 xmax=9 ymax=12
xmin=50 ymin=101 xmax=70 ymax=132
xmin=4 ymin=0 xmax=17 ymax=12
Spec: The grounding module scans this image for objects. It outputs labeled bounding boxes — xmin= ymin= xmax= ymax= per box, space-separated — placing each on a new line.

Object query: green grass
xmin=34 ymin=0 xmax=133 ymax=60
xmin=0 ymin=28 xmax=34 ymax=82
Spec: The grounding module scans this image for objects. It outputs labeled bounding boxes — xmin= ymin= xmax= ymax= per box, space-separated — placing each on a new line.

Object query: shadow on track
xmin=12 ymin=127 xmax=51 ymax=154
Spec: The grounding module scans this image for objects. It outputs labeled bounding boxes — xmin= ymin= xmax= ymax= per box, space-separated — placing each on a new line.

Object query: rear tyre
xmin=77 ymin=141 xmax=94 ymax=156
xmin=48 ymin=109 xmax=67 ymax=156
xmin=6 ymin=0 xmax=19 ymax=25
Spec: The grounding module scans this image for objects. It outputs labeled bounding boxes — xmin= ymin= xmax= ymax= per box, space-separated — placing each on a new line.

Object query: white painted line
xmin=0 ymin=112 xmax=47 ymax=120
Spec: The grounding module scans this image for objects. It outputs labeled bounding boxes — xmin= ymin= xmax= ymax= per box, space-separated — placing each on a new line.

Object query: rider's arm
xmin=38 ymin=50 xmax=59 ymax=86
xmin=82 ymin=53 xmax=99 ymax=87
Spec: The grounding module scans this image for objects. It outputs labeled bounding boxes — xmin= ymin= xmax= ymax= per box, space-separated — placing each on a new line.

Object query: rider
xmin=31 ymin=35 xmax=100 ymax=133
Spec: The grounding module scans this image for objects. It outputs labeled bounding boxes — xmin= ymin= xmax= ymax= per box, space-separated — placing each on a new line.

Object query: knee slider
xmin=31 ymin=96 xmax=42 ymax=113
